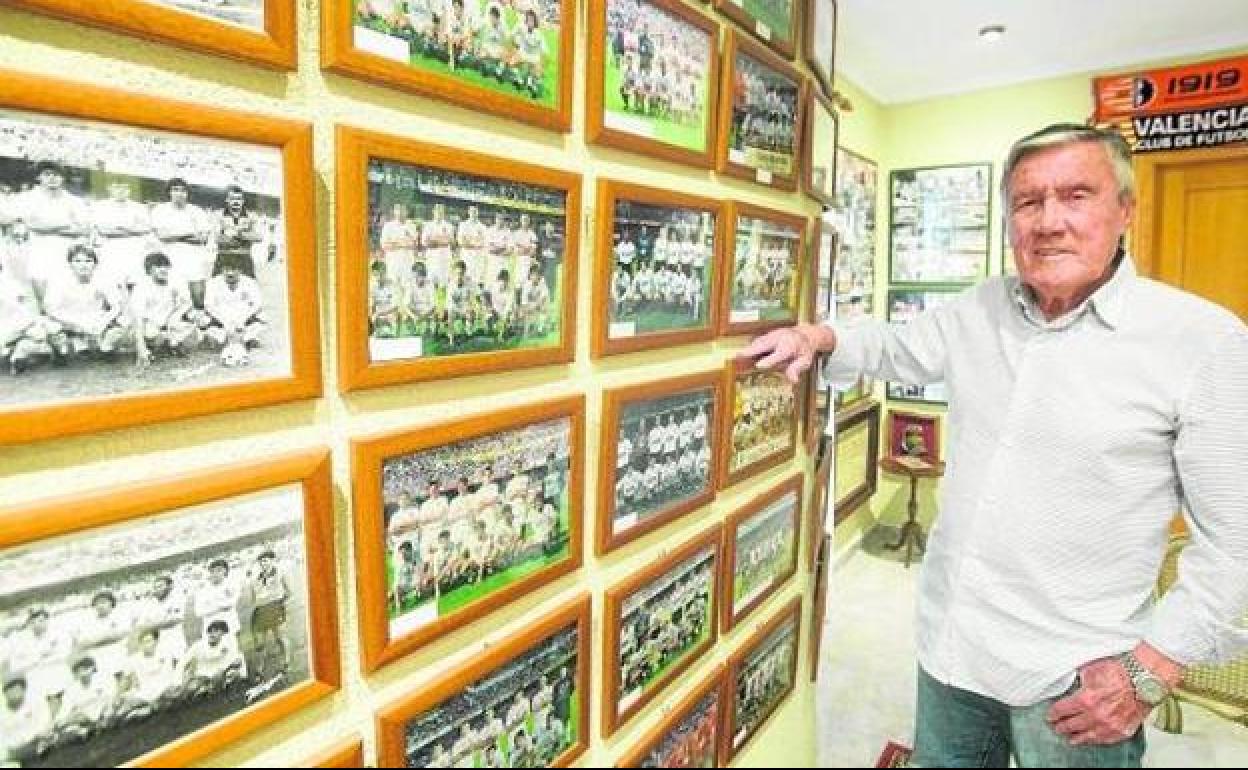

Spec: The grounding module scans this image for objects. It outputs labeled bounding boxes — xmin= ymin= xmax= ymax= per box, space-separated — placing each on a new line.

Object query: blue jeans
xmin=912 ymin=667 xmax=1146 ymax=768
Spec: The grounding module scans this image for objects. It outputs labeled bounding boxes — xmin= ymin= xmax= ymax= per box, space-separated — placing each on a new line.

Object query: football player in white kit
xmin=455 ymin=205 xmax=488 ymax=287
xmin=91 ymin=178 xmax=152 ymax=292
xmin=513 ymin=8 xmax=548 ymax=98
xmin=150 ymin=178 xmax=212 ymax=310
xmin=381 ymin=203 xmax=417 ymax=284
xmin=402 ymin=260 xmax=439 ymax=336
xmin=484 ymin=211 xmax=512 ymax=293
xmin=511 ymin=214 xmax=538 ymax=290
xmin=41 ymin=244 xmax=130 ymax=360
xmin=203 ymin=252 xmax=267 ymax=363
xmin=421 ymin=202 xmax=455 ymax=287
xmin=518 ymin=262 xmax=550 ymax=336
xmin=0 ymin=254 xmax=57 ymax=375
xmin=4 ymin=162 xmax=89 ymax=294
xmin=130 ymin=251 xmax=200 ymax=369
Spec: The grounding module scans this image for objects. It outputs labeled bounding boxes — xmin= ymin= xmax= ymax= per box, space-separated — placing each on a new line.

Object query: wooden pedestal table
xmin=877 ymin=456 xmax=946 ymax=568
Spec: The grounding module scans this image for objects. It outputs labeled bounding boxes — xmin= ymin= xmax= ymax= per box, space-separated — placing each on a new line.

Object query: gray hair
xmin=1001 ymin=123 xmax=1135 ymax=204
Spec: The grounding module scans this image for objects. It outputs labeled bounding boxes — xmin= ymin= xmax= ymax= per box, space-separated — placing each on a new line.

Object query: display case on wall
xmin=889 ymin=162 xmax=991 ymax=285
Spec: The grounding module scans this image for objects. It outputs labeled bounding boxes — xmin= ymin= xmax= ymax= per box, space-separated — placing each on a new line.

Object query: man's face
xmin=74 ymin=664 xmax=95 ymax=685
xmin=3 ymin=682 xmax=24 ymax=708
xmin=140 ymin=634 xmax=158 ymax=655
xmin=70 ymin=253 xmax=97 ymax=281
xmin=210 ymin=565 xmax=227 ymax=584
xmin=109 ymin=183 xmax=131 ymax=202
xmin=154 ymin=579 xmax=172 ymax=600
xmin=224 ymin=266 xmax=242 ymax=287
xmin=93 ymin=598 xmax=113 ymax=617
xmin=207 ymin=627 xmax=225 ymax=646
xmin=39 ymin=169 xmax=63 ymax=191
xmin=226 ymin=191 xmax=245 ymax=213
xmin=31 ymin=615 xmax=48 ymax=635
xmin=1006 ymin=141 xmax=1134 ymax=305
xmin=170 ymin=186 xmax=189 ymax=206
xmin=150 ymin=264 xmax=171 ymax=285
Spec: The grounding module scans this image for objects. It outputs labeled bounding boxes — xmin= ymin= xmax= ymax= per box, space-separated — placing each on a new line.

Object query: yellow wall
xmin=0 ymin=2 xmax=823 ymax=768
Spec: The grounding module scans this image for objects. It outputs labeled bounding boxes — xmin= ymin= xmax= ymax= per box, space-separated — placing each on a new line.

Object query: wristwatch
xmin=1117 ymin=652 xmax=1170 ymax=706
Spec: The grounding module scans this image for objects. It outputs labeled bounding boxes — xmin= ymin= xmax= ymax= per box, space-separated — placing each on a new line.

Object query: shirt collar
xmin=1011 ymin=251 xmax=1136 ymax=331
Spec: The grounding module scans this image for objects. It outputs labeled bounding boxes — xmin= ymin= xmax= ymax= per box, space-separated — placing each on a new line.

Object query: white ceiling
xmin=837 ymin=0 xmax=1248 ymax=104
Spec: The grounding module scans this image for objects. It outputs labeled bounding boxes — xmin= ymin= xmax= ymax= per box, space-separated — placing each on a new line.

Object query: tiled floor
xmin=815 ymin=545 xmax=1248 ymax=767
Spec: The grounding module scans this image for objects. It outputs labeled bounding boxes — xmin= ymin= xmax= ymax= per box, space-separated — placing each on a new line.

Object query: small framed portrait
xmin=592 ymin=180 xmax=723 ymax=358
xmin=807 ymin=443 xmax=830 ymax=570
xmin=376 ymin=594 xmax=591 ymax=769
xmin=889 ymin=162 xmax=992 ymax=285
xmin=336 ymin=127 xmax=580 ymax=392
xmin=614 ymin=666 xmax=725 ymax=767
xmin=7 ymin=0 xmax=296 ymax=69
xmin=0 ymin=449 xmax=341 ymax=768
xmin=587 ymin=0 xmax=721 ymax=170
xmin=722 ymin=473 xmax=801 ymax=632
xmin=888 ymin=409 xmax=940 ymax=465
xmin=802 ymin=88 xmax=838 ymax=207
xmin=603 ymin=524 xmax=721 ymax=736
xmin=322 ymin=0 xmax=576 ymax=132
xmin=713 ymin=0 xmax=798 ymax=61
xmin=803 ymin=0 xmax=837 ymax=98
xmin=721 ymin=202 xmax=806 ymax=336
xmin=598 ymin=370 xmax=723 ymax=555
xmin=716 ymin=31 xmax=807 ymax=191
xmin=351 ymin=395 xmax=584 ymax=672
xmin=0 ymin=70 xmax=320 ymax=446
xmin=723 ymin=596 xmax=801 ymax=762
xmin=833 ymin=399 xmax=879 ymax=524
xmin=885 ymin=288 xmax=961 ymax=404
xmin=299 ymin=736 xmax=364 ymax=768
xmin=722 ymin=359 xmax=799 ymax=488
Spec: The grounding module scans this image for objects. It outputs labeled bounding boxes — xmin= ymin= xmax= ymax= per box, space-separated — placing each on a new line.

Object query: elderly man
xmin=744 ymin=123 xmax=1248 ymax=767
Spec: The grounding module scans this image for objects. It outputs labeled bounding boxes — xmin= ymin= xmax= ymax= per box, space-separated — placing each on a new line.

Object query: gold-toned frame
xmin=614 ymin=665 xmax=727 ymax=767
xmin=720 ymin=472 xmax=802 ymax=632
xmin=0 ymin=449 xmax=342 ymax=768
xmin=801 ymin=86 xmax=838 ymax=206
xmin=715 ymin=30 xmax=808 ymax=191
xmin=335 ymin=126 xmax=581 ymax=392
xmin=597 ymin=369 xmax=724 ymax=554
xmin=6 ymin=0 xmax=297 ymax=69
xmin=0 ymin=69 xmax=321 ymax=446
xmin=722 ymin=595 xmax=802 ymax=762
xmin=833 ymin=398 xmax=879 ymax=524
xmin=586 ymin=0 xmax=721 ymax=169
xmin=602 ymin=524 xmax=722 ymax=737
xmin=720 ymin=358 xmax=799 ymax=489
xmin=592 ymin=179 xmax=726 ymax=357
xmin=719 ymin=200 xmax=808 ymax=337
xmin=300 ymin=737 xmax=365 ymax=768
xmin=322 ymin=0 xmax=576 ymax=133
xmin=714 ymin=0 xmax=799 ymax=60
xmin=802 ymin=0 xmax=837 ymax=99
xmin=351 ymin=395 xmax=586 ymax=673
xmin=376 ymin=593 xmax=592 ymax=768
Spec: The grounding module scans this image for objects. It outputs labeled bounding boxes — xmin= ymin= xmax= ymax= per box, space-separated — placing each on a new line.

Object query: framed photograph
xmin=714 ymin=0 xmax=798 ymax=60
xmin=808 ymin=533 xmax=829 ymax=682
xmin=0 ymin=70 xmax=319 ymax=446
xmin=831 ymin=146 xmax=877 ymax=322
xmin=716 ymin=31 xmax=807 ymax=191
xmin=889 ymin=163 xmax=992 ymax=284
xmin=351 ymin=395 xmax=584 ymax=672
xmin=888 ymin=409 xmax=940 ymax=464
xmin=801 ymin=88 xmax=838 ymax=207
xmin=603 ymin=524 xmax=720 ymax=736
xmin=300 ymin=737 xmax=364 ymax=768
xmin=723 ymin=596 xmax=801 ymax=762
xmin=722 ymin=358 xmax=798 ymax=488
xmin=807 ymin=445 xmax=830 ymax=570
xmin=809 ymin=216 xmax=837 ymax=325
xmin=322 ymin=0 xmax=576 ymax=132
xmin=376 ymin=594 xmax=591 ymax=769
xmin=884 ymin=288 xmax=961 ymax=404
xmin=336 ymin=127 xmax=580 ymax=391
xmin=832 ymin=398 xmax=878 ymax=524
xmin=598 ymin=370 xmax=723 ymax=555
xmin=6 ymin=0 xmax=296 ymax=69
xmin=592 ymin=180 xmax=723 ymax=358
xmin=586 ymin=0 xmax=721 ymax=169
xmin=803 ymin=0 xmax=837 ymax=99
xmin=720 ymin=202 xmax=806 ymax=336
xmin=0 ymin=449 xmax=340 ymax=768
xmin=614 ymin=666 xmax=725 ymax=767
xmin=721 ymin=473 xmax=800 ymax=632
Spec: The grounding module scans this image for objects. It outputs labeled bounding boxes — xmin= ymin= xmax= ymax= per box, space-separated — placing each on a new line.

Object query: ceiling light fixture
xmin=978 ymin=24 xmax=1006 ymax=42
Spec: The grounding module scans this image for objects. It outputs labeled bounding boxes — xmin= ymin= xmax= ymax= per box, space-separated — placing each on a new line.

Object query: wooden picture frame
xmin=803 ymin=368 xmax=827 ymax=455
xmin=721 ymin=472 xmax=801 ymax=632
xmin=714 ymin=0 xmax=799 ymax=60
xmin=0 ymin=69 xmax=320 ymax=446
xmin=721 ymin=358 xmax=799 ymax=488
xmin=322 ymin=0 xmax=576 ymax=133
xmin=597 ymin=370 xmax=723 ymax=555
xmin=351 ymin=395 xmax=585 ymax=673
xmin=716 ymin=31 xmax=807 ymax=191
xmin=335 ymin=126 xmax=581 ymax=392
xmin=376 ymin=593 xmax=591 ymax=768
xmin=720 ymin=201 xmax=807 ymax=337
xmin=0 ymin=449 xmax=341 ymax=768
xmin=833 ymin=398 xmax=879 ymax=524
xmin=722 ymin=595 xmax=801 ymax=762
xmin=888 ymin=409 xmax=941 ymax=464
xmin=808 ymin=533 xmax=830 ymax=682
xmin=803 ymin=0 xmax=837 ymax=99
xmin=300 ymin=737 xmax=365 ymax=768
xmin=808 ymin=216 xmax=838 ymax=325
xmin=807 ymin=441 xmax=831 ymax=570
xmin=614 ymin=665 xmax=726 ymax=768
xmin=802 ymin=87 xmax=838 ymax=207
xmin=602 ymin=524 xmax=721 ymax=737
xmin=6 ymin=0 xmax=296 ymax=70
xmin=592 ymin=180 xmax=724 ymax=358
xmin=586 ymin=0 xmax=721 ymax=170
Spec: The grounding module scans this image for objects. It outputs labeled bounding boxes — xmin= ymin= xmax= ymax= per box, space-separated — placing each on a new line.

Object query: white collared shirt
xmin=824 ymin=257 xmax=1248 ymax=706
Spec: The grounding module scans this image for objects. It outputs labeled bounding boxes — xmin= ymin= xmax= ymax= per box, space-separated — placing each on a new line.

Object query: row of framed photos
xmin=5 ymin=0 xmax=839 ymax=194
xmin=0 ymin=403 xmax=823 ymax=767
xmin=0 ymin=70 xmax=828 ymax=445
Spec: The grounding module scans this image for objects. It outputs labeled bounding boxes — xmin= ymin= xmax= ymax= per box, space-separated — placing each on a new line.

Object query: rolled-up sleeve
xmin=1149 ymin=326 xmax=1248 ymax=664
xmin=821 ymin=304 xmax=954 ymax=389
